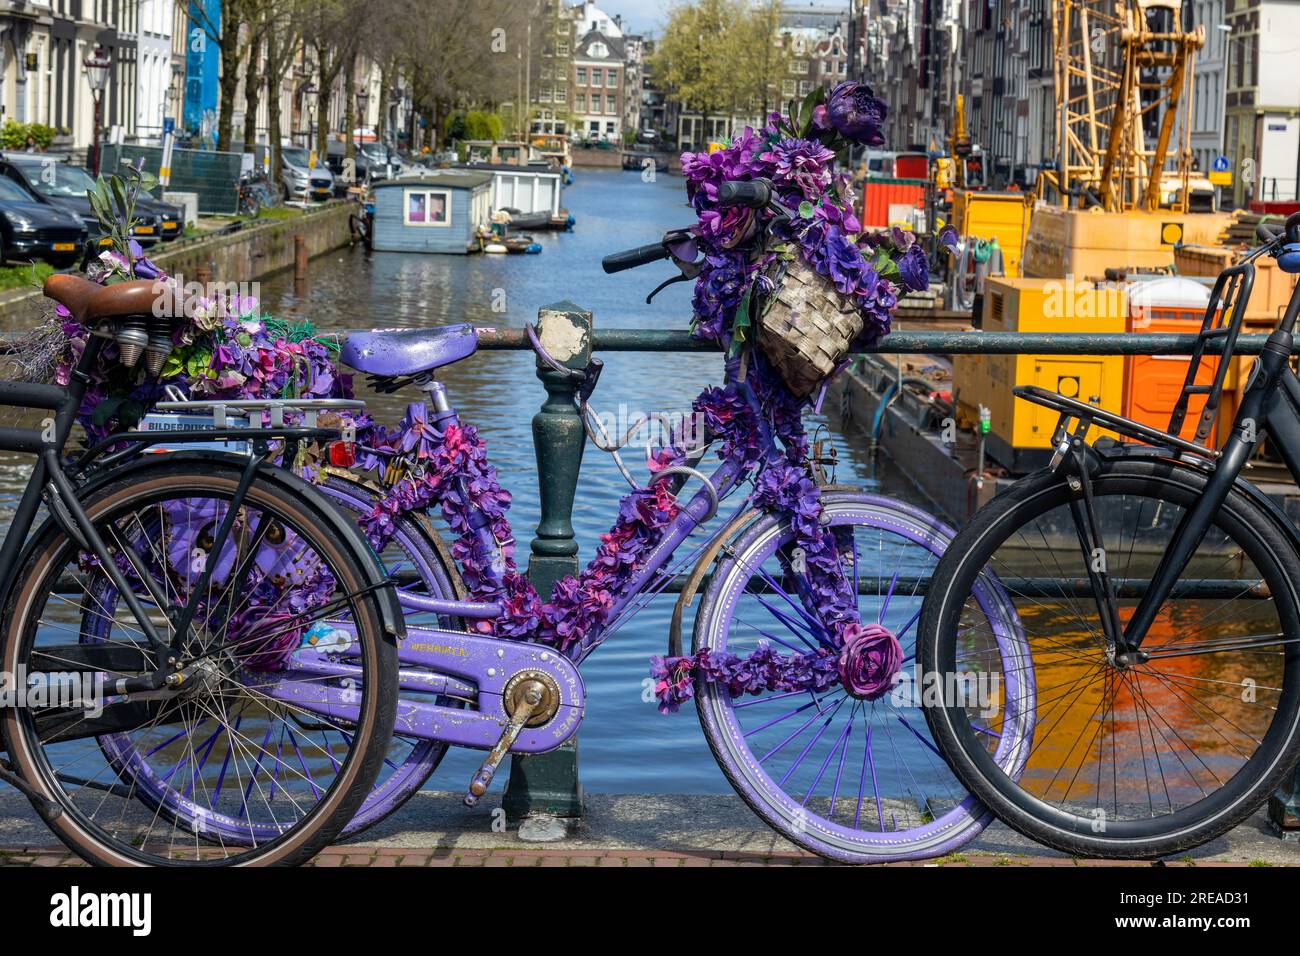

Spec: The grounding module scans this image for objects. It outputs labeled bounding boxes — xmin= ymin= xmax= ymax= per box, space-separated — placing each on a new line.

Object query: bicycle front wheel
xmin=1 ymin=458 xmax=398 ymax=866
xmin=694 ymin=492 xmax=1031 ymax=863
xmin=920 ymin=457 xmax=1300 ymax=858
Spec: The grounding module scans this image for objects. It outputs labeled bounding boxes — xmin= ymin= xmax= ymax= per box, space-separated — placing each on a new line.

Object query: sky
xmin=592 ymin=0 xmax=851 ymax=39
xmin=594 ymin=0 xmax=674 ymax=36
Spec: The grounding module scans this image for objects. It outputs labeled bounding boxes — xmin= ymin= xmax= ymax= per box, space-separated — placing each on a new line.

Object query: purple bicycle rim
xmin=696 ymin=493 xmax=1033 ymax=863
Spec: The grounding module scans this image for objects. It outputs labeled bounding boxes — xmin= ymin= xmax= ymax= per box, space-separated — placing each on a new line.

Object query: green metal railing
xmin=478 ymin=328 xmax=1290 ymax=356
xmin=493 ymin=304 xmax=1300 ymax=841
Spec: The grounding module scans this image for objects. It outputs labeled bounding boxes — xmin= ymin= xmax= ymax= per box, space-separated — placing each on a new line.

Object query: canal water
xmin=251 ymin=167 xmax=930 ymax=794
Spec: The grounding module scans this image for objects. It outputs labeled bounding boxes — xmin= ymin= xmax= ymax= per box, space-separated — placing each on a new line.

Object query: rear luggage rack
xmin=153 ymin=397 xmax=367 ymax=428
xmin=1166 ymin=263 xmax=1255 ymax=444
xmin=1015 ymin=385 xmax=1220 ymax=462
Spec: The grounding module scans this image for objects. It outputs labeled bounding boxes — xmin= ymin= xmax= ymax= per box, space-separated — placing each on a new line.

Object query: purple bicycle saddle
xmin=341 ymin=324 xmax=478 ymax=377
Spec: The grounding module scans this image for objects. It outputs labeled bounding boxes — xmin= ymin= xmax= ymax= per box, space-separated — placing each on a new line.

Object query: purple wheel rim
xmin=694 ymin=492 xmax=1033 ymax=863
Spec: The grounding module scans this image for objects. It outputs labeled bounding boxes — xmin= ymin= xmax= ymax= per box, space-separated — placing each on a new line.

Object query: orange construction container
xmin=859 ymin=177 xmax=926 ymax=229
xmin=1122 ymin=278 xmax=1219 ymax=444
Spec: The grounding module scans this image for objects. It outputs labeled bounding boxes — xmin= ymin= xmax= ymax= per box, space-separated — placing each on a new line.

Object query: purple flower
xmin=836 ymin=623 xmax=903 ymax=700
xmin=896 ymin=244 xmax=930 ymax=292
xmin=759 ymin=138 xmax=835 ymax=199
xmin=826 ymin=82 xmax=888 ymax=146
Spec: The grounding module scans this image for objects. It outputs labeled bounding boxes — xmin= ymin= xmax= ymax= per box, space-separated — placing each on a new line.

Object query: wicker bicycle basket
xmin=756 ymin=256 xmax=863 ymax=398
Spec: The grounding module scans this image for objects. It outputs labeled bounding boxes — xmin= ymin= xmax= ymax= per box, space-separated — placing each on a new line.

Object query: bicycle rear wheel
xmin=694 ymin=492 xmax=1032 ymax=863
xmin=1 ymin=458 xmax=398 ymax=866
xmin=920 ymin=457 xmax=1300 ymax=858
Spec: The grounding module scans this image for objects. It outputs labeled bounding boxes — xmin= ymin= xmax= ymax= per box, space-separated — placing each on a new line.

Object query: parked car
xmin=0 ymin=155 xmax=164 ymax=248
xmin=326 ymin=142 xmax=405 ymax=190
xmin=279 ymin=147 xmax=334 ymax=201
xmin=0 ymin=174 xmax=87 ymax=267
xmin=135 ymin=193 xmax=186 ymax=241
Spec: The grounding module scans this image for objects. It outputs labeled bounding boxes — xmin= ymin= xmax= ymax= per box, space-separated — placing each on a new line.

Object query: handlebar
xmin=717 ymin=179 xmax=773 ymax=209
xmin=601 ymin=242 xmax=671 ymax=275
xmin=602 ymin=179 xmax=774 ymax=275
xmin=1257 ymin=211 xmax=1300 ymax=246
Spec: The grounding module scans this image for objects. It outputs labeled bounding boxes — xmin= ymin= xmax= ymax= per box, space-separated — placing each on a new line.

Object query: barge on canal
xmin=457 ymin=161 xmax=574 ymax=230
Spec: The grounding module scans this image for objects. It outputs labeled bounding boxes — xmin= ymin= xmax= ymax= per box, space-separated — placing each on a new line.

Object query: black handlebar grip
xmin=1286 ymin=211 xmax=1300 ymax=243
xmin=718 ymin=180 xmax=773 ymax=209
xmin=1258 ymin=221 xmax=1284 ymax=243
xmin=602 ymin=242 xmax=670 ymax=274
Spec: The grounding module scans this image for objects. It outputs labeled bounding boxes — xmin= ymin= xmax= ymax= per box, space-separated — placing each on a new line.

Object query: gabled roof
xmin=575 ymin=28 xmax=625 ymax=63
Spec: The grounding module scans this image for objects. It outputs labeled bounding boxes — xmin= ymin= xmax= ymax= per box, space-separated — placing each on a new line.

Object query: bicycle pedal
xmin=463 ymin=672 xmax=560 ymax=808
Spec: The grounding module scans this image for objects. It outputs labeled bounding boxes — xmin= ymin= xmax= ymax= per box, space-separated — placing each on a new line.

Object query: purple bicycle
xmin=87 ymin=184 xmax=1034 ymax=864
xmin=321 ymin=178 xmax=1032 ymax=862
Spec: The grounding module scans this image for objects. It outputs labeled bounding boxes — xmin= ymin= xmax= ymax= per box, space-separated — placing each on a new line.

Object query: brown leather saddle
xmin=43 ymin=274 xmax=185 ymax=326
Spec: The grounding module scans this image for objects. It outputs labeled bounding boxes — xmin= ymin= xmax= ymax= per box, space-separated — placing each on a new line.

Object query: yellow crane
xmin=1038 ymin=0 xmax=1204 ymax=214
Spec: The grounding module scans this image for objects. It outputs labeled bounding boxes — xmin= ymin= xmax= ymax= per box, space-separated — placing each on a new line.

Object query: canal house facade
xmin=370 ymin=170 xmax=492 ymax=254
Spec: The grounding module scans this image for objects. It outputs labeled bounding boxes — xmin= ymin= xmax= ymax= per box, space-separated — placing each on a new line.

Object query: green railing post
xmin=501 ymin=301 xmax=591 ymax=834
xmin=1269 ymin=769 xmax=1300 ymax=841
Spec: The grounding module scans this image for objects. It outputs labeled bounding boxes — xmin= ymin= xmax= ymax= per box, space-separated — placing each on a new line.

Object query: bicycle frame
xmin=295 ymin=374 xmax=773 ymax=755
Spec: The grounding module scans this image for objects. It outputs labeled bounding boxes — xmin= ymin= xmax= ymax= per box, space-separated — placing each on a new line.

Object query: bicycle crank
xmin=464 ymin=670 xmax=562 ymax=807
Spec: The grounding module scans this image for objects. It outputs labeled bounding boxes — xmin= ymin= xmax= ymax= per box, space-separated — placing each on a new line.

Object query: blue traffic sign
xmin=1212 ymin=155 xmax=1230 ymax=173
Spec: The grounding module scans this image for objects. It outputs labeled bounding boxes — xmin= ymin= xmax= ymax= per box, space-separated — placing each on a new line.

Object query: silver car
xmin=280 ymin=147 xmax=334 ymax=201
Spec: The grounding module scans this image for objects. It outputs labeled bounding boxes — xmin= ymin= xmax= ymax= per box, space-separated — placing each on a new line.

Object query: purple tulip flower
xmin=826 ymin=82 xmax=888 ymax=146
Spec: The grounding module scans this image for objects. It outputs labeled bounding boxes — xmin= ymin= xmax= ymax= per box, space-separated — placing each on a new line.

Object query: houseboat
xmin=529 ymin=132 xmax=572 ymax=171
xmin=368 ymin=170 xmax=493 ymax=254
xmin=457 ymin=161 xmax=573 ymax=230
xmin=461 ymin=140 xmax=543 ymax=167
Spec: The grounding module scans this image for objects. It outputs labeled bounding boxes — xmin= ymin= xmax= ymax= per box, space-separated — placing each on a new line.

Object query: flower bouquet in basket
xmin=682 ymin=82 xmax=955 ymax=397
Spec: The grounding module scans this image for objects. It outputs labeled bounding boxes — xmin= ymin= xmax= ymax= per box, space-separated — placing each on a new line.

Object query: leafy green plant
xmin=0 ymin=120 xmax=56 ymax=151
xmin=85 ymin=159 xmax=159 ymax=276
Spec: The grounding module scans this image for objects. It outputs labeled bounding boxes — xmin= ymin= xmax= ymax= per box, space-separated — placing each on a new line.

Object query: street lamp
xmin=83 ymin=46 xmax=112 ymax=176
xmin=356 ymin=87 xmax=370 ymax=130
xmin=298 ymin=81 xmax=317 ymax=147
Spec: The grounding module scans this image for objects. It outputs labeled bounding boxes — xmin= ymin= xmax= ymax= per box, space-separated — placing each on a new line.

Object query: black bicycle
xmin=919 ymin=211 xmax=1300 ymax=858
xmin=0 ymin=274 xmax=400 ymax=866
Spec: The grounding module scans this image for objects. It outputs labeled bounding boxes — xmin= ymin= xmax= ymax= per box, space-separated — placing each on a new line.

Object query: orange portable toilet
xmin=1122 ymin=277 xmax=1218 ymax=444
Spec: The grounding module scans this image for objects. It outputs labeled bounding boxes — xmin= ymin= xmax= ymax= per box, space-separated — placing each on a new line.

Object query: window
xmin=555 ymin=85 xmax=567 ymax=104
xmin=558 ymin=43 xmax=569 ymax=55
xmin=576 ymin=93 xmax=585 ymax=111
xmin=799 ymin=81 xmax=812 ymax=96
xmin=404 ymin=189 xmax=451 ymax=227
xmin=606 ymin=94 xmax=616 ymax=113
xmin=607 ymin=69 xmax=618 ymax=86
xmin=793 ymin=59 xmax=808 ymax=74
xmin=782 ymin=80 xmax=796 ymax=97
xmin=576 ymin=67 xmax=586 ymax=84
xmin=539 ymin=87 xmax=552 ymax=103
